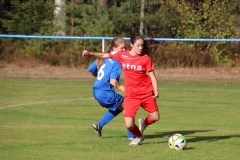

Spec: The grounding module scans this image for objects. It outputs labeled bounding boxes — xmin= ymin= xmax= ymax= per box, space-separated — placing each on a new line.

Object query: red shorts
xmin=123 ymin=92 xmax=158 ymax=117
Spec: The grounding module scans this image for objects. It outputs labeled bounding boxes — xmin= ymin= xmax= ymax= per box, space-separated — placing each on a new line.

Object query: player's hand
xmin=152 ymin=91 xmax=159 ymax=99
xmin=82 ymin=50 xmax=90 ymax=57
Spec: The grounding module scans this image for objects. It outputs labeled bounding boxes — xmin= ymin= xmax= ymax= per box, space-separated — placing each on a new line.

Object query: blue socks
xmin=98 ymin=109 xmax=122 ymax=127
xmin=127 ymin=129 xmax=136 ymax=138
xmin=98 ymin=109 xmax=136 ymax=138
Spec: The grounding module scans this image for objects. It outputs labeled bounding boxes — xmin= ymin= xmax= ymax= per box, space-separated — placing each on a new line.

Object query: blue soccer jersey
xmin=88 ymin=58 xmax=123 ymax=110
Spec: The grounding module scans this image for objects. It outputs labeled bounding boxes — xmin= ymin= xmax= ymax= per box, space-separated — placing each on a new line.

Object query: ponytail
xmin=143 ymin=39 xmax=159 ymax=55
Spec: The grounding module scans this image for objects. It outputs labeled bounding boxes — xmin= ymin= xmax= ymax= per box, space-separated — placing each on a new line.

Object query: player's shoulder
xmin=140 ymin=52 xmax=151 ymax=59
xmin=88 ymin=60 xmax=97 ymax=70
xmin=122 ymin=50 xmax=130 ymax=54
xmin=110 ymin=50 xmax=129 ymax=55
xmin=106 ymin=58 xmax=120 ymax=65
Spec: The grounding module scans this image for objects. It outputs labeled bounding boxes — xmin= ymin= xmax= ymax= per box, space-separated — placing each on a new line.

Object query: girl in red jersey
xmin=82 ymin=34 xmax=160 ymax=146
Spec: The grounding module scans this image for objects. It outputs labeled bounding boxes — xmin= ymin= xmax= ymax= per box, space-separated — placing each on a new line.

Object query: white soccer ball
xmin=168 ymin=133 xmax=187 ymax=150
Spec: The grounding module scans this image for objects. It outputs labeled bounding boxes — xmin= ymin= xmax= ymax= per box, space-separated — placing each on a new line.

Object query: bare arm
xmin=110 ymin=79 xmax=125 ymax=92
xmin=82 ymin=50 xmax=110 ymax=58
xmin=147 ymin=70 xmax=159 ymax=99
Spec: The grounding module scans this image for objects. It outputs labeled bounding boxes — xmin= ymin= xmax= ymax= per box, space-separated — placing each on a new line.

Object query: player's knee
xmin=125 ymin=121 xmax=134 ymax=130
xmin=124 ymin=117 xmax=135 ymax=129
xmin=149 ymin=111 xmax=160 ymax=121
xmin=152 ymin=114 xmax=160 ymax=122
xmin=125 ymin=123 xmax=134 ymax=130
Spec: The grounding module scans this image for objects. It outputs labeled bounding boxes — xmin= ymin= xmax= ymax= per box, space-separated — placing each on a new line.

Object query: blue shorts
xmin=93 ymin=89 xmax=124 ymax=111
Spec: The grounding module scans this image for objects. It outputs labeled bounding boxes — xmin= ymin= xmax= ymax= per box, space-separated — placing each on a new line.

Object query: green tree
xmin=168 ymin=0 xmax=238 ymax=66
xmin=1 ymin=0 xmax=55 ymax=35
xmin=0 ymin=0 xmax=57 ymax=60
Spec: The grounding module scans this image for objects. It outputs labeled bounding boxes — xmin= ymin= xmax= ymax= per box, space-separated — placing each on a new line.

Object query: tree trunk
xmin=236 ymin=0 xmax=240 ymax=38
xmin=98 ymin=0 xmax=108 ymax=8
xmin=139 ymin=0 xmax=144 ymax=35
xmin=235 ymin=0 xmax=240 ymax=46
xmin=54 ymin=0 xmax=66 ymax=36
xmin=71 ymin=0 xmax=74 ymax=35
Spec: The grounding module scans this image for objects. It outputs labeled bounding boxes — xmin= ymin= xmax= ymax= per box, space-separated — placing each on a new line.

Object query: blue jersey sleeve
xmin=88 ymin=60 xmax=98 ymax=74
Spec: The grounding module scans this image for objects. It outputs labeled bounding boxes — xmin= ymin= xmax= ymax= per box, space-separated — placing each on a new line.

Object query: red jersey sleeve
xmin=108 ymin=51 xmax=122 ymax=63
xmin=145 ymin=55 xmax=155 ymax=72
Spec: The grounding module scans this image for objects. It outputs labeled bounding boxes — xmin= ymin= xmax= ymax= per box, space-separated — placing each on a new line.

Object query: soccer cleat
xmin=138 ymin=118 xmax=146 ymax=133
xmin=92 ymin=122 xmax=102 ymax=137
xmin=127 ymin=137 xmax=135 ymax=141
xmin=129 ymin=135 xmax=144 ymax=146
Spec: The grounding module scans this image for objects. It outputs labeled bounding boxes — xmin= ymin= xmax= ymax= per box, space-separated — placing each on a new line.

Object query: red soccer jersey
xmin=109 ymin=50 xmax=154 ymax=96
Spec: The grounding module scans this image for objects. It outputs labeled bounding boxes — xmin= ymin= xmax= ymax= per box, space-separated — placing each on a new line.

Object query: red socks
xmin=128 ymin=116 xmax=155 ymax=137
xmin=144 ymin=115 xmax=154 ymax=126
xmin=128 ymin=124 xmax=142 ymax=137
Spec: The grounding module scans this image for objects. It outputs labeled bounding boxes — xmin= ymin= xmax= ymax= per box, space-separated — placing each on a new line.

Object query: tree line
xmin=0 ymin=0 xmax=240 ymax=68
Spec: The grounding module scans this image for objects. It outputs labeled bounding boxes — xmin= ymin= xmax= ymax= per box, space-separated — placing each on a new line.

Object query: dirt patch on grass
xmin=0 ymin=64 xmax=93 ymax=81
xmin=0 ymin=64 xmax=240 ymax=84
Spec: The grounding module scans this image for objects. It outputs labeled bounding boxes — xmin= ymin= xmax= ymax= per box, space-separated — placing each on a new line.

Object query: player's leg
xmin=123 ymin=97 xmax=143 ymax=145
xmin=96 ymin=108 xmax=135 ymax=140
xmin=125 ymin=117 xmax=143 ymax=146
xmin=138 ymin=111 xmax=159 ymax=133
xmin=98 ymin=99 xmax=124 ymax=128
xmin=93 ymin=109 xmax=122 ymax=137
xmin=117 ymin=99 xmax=136 ymax=140
xmin=125 ymin=117 xmax=141 ymax=137
xmin=123 ymin=97 xmax=142 ymax=137
xmin=92 ymin=91 xmax=123 ymax=136
xmin=127 ymin=129 xmax=136 ymax=140
xmin=139 ymin=96 xmax=160 ymax=133
xmin=99 ymin=109 xmax=122 ymax=127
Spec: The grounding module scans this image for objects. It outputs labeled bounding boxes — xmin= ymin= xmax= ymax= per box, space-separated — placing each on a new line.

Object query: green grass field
xmin=0 ymin=79 xmax=240 ymax=160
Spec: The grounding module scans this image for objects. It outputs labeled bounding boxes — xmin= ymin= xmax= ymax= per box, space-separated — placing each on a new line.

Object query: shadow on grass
xmin=105 ymin=130 xmax=239 ymax=148
xmin=144 ymin=130 xmax=214 ymax=140
xmin=143 ymin=130 xmax=240 ymax=146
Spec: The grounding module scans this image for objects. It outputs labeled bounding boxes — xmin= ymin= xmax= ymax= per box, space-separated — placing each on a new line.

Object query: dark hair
xmin=130 ymin=34 xmax=144 ymax=45
xmin=96 ymin=37 xmax=125 ymax=68
xmin=130 ymin=34 xmax=159 ymax=55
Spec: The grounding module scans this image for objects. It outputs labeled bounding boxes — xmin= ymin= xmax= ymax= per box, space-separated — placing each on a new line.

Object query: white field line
xmin=0 ymin=98 xmax=94 ymax=109
xmin=0 ymin=82 xmax=91 ymax=88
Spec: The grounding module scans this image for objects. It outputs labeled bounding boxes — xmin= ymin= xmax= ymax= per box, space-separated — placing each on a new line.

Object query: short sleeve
xmin=145 ymin=55 xmax=154 ymax=72
xmin=109 ymin=51 xmax=121 ymax=63
xmin=88 ymin=60 xmax=98 ymax=73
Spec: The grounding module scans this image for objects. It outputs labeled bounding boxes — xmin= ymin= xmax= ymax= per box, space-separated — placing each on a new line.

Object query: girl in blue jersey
xmin=88 ymin=37 xmax=135 ymax=140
